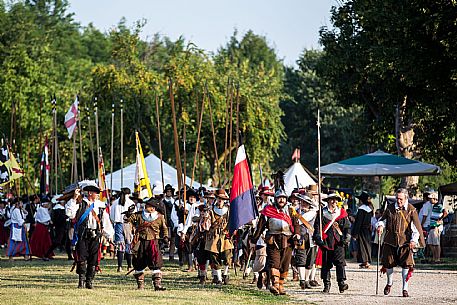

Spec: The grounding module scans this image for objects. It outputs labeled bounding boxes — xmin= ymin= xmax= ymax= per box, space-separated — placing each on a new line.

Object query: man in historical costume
xmin=7 ymin=197 xmax=31 ymax=261
xmin=44 ymin=196 xmax=68 ymax=259
xmin=204 ymin=189 xmax=233 ymax=285
xmin=294 ymin=193 xmax=318 ymax=289
xmin=30 ymin=197 xmax=54 ymax=260
xmin=161 ymin=184 xmax=177 ymax=261
xmin=0 ymin=199 xmax=10 ymax=247
xmin=66 ymin=180 xmax=114 ymax=289
xmin=258 ymin=186 xmax=274 ymax=210
xmin=313 ymin=192 xmax=351 ymax=294
xmin=110 ymin=187 xmax=136 ymax=272
xmin=125 ymin=197 xmax=168 ymax=290
xmin=171 ymin=190 xmax=186 ymax=266
xmin=351 ymin=191 xmax=374 ymax=268
xmin=181 ymin=188 xmax=202 ymax=272
xmin=252 ymin=189 xmax=299 ymax=295
xmin=376 ymin=188 xmax=425 ymax=297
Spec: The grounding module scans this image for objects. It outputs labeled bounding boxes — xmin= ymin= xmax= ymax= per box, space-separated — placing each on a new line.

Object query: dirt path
xmin=286 ymin=262 xmax=457 ymax=304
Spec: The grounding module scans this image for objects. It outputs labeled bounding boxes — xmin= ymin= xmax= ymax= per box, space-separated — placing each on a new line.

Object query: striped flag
xmin=292 ymin=148 xmax=300 ymax=162
xmin=65 ymin=97 xmax=79 ymax=138
xmin=228 ymin=144 xmax=258 ymax=234
xmin=40 ymin=138 xmax=50 ymax=195
xmin=134 ymin=131 xmax=152 ymax=199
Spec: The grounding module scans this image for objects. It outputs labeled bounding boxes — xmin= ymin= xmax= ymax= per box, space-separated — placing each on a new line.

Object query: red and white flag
xmin=292 ymin=148 xmax=301 ymax=162
xmin=64 ymin=97 xmax=79 ymax=138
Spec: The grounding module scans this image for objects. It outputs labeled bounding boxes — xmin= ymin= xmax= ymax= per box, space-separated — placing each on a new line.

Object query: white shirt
xmin=66 ymin=198 xmax=114 ymax=241
xmin=35 ymin=206 xmax=51 ymax=224
xmin=183 ymin=202 xmax=202 ymax=235
xmin=418 ymin=201 xmax=433 ymax=228
xmin=110 ymin=197 xmax=135 ymax=223
xmin=11 ymin=207 xmax=26 ymax=226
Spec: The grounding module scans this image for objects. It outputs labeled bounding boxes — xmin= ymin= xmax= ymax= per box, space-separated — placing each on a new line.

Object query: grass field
xmin=0 ymin=254 xmax=290 ymax=305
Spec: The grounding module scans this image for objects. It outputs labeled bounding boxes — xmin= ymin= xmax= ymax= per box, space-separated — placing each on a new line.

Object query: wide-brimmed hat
xmin=79 ymin=180 xmax=100 ymax=193
xmin=184 ymin=187 xmax=199 ymax=201
xmin=259 ymin=186 xmax=274 ymax=197
xmin=296 ymin=193 xmax=313 ymax=205
xmin=144 ymin=197 xmax=165 ymax=214
xmin=289 ymin=188 xmax=300 ymax=201
xmin=308 ymin=184 xmax=319 ymax=195
xmin=204 ymin=191 xmax=216 ymax=199
xmin=355 ymin=191 xmax=372 ymax=202
xmin=215 ymin=189 xmax=229 ymax=200
xmin=164 ymin=184 xmax=175 ymax=193
xmin=323 ymin=192 xmax=342 ymax=202
xmin=129 ymin=192 xmax=144 ymax=203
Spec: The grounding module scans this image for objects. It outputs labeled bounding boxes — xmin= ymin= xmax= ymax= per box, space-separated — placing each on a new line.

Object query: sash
xmin=261 ymin=205 xmax=294 ymax=233
xmin=72 ymin=203 xmax=95 ymax=246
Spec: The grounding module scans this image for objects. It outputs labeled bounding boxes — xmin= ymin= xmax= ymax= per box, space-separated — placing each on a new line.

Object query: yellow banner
xmin=134 ymin=132 xmax=152 ymax=199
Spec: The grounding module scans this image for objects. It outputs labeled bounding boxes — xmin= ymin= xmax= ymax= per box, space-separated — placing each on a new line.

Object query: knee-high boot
xmin=116 ymin=251 xmax=124 ymax=272
xmin=125 ymin=253 xmax=132 ymax=270
xmin=134 ymin=272 xmax=145 ymax=290
xmin=85 ymin=265 xmax=96 ymax=289
xmin=153 ymin=271 xmax=166 ymax=291
xmin=269 ymin=268 xmax=280 ymax=295
xmin=279 ymin=272 xmax=288 ymax=295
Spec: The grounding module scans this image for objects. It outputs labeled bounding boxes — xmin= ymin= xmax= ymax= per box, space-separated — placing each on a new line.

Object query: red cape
xmin=261 ymin=205 xmax=294 ymax=233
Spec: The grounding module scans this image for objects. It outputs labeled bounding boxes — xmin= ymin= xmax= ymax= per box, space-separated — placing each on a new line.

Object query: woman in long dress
xmin=7 ymin=198 xmax=30 ymax=261
xmin=30 ymin=200 xmax=54 ymax=260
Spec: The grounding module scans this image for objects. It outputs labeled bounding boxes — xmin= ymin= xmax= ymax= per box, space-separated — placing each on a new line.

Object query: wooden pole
xmin=154 ymin=95 xmax=165 ymax=192
xmin=190 ymin=90 xmax=205 ymax=187
xmin=235 ymin=83 xmax=240 ymax=150
xmin=110 ymin=102 xmax=114 ymax=192
xmin=228 ymin=82 xmax=234 ymax=180
xmin=86 ymin=104 xmax=96 ymax=177
xmin=223 ymin=78 xmax=231 ymax=182
xmin=317 ymin=109 xmax=323 ymax=237
xmin=94 ymin=97 xmax=100 ymax=167
xmin=78 ymin=98 xmax=84 ymax=180
xmin=168 ymin=78 xmax=183 ymax=192
xmin=73 ymin=128 xmax=78 ymax=183
xmin=207 ymin=95 xmax=221 ymax=187
xmin=53 ymin=96 xmax=58 ymax=194
xmin=183 ymin=124 xmax=187 ymax=188
xmin=120 ymin=99 xmax=124 ymax=188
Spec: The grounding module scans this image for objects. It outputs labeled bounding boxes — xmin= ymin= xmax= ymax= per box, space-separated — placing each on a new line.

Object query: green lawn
xmin=0 ymin=254 xmax=290 ymax=305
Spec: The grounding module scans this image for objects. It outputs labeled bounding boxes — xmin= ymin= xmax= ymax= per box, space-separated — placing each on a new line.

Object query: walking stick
xmin=376 ymin=230 xmax=381 ymax=295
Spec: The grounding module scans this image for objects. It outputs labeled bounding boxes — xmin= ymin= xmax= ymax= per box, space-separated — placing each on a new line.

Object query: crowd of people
xmin=0 ymin=181 xmax=450 ymax=297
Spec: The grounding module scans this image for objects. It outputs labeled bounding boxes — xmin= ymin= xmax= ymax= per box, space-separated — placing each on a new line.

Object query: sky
xmin=68 ymin=0 xmax=337 ymax=66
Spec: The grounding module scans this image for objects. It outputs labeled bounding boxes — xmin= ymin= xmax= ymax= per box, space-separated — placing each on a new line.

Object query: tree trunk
xmin=395 ymin=95 xmax=419 ymax=195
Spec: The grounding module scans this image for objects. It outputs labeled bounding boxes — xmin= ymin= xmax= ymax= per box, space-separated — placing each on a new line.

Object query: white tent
xmin=284 ymin=162 xmax=317 ymax=195
xmin=106 ymin=153 xmax=202 ymax=194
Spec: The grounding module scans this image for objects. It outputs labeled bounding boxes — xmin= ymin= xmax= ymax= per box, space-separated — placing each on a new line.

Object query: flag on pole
xmin=0 ymin=141 xmax=11 ymax=186
xmin=228 ymin=144 xmax=258 ymax=234
xmin=40 ymin=138 xmax=50 ymax=194
xmin=65 ymin=96 xmax=79 ymax=138
xmin=134 ymin=131 xmax=152 ymax=199
xmin=98 ymin=148 xmax=108 ymax=203
xmin=292 ymin=148 xmax=300 ymax=163
xmin=9 ymin=149 xmax=24 ymax=181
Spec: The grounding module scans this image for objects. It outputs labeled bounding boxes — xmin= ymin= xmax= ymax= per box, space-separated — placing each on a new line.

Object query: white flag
xmin=64 ymin=97 xmax=79 ymax=138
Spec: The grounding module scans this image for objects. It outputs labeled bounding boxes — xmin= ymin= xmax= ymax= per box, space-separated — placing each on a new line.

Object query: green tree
xmin=319 ymin=0 xmax=457 ymax=189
